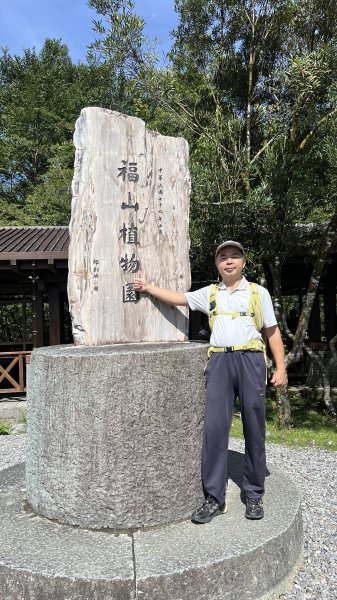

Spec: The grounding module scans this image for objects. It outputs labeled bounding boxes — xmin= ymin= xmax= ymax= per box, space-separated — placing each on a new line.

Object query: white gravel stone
xmin=229 ymin=438 xmax=337 ymax=599
xmin=0 ymin=435 xmax=26 ymax=470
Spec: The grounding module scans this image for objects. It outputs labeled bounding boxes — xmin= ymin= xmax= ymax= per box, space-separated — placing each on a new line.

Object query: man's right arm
xmin=134 ymin=273 xmax=188 ymax=306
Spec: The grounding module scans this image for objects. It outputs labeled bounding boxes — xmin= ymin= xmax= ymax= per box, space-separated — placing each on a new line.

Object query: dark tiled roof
xmin=0 ymin=227 xmax=69 ymax=260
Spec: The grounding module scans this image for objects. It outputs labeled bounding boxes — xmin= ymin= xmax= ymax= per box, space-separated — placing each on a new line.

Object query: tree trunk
xmin=328 ymin=333 xmax=337 ymax=365
xmin=280 ymin=211 xmax=337 ymax=418
xmin=275 ymin=385 xmax=292 ymax=429
xmin=303 ymin=343 xmax=335 ymax=416
xmin=244 ymin=5 xmax=256 ymax=195
xmin=287 ymin=210 xmax=337 ymax=366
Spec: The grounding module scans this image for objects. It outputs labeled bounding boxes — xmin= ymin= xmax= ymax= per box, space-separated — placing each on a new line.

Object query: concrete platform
xmin=0 ymin=451 xmax=303 ymax=600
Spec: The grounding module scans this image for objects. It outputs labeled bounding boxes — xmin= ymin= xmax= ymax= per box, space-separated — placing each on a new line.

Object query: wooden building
xmin=0 ymin=227 xmax=70 ymax=351
xmin=0 ymin=227 xmax=70 ymax=393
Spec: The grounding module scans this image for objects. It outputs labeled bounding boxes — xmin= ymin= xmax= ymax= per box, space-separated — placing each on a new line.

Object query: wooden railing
xmin=0 ymin=351 xmax=32 ymax=394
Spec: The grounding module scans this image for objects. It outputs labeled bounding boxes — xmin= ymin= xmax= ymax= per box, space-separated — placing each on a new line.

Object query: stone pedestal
xmin=26 ymin=343 xmax=206 ymax=529
xmin=18 ymin=343 xmax=303 ymax=599
xmin=1 ymin=456 xmax=303 ymax=600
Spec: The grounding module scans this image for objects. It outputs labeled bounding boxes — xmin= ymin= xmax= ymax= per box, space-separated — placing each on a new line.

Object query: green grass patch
xmin=0 ymin=419 xmax=10 ymax=435
xmin=231 ymin=394 xmax=337 ymax=451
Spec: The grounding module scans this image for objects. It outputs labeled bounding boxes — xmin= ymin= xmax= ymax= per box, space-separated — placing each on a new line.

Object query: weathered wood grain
xmin=68 ymin=108 xmax=191 ymax=345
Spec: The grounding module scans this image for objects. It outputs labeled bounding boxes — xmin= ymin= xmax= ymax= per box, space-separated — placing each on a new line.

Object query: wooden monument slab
xmin=68 ymin=108 xmax=191 ymax=345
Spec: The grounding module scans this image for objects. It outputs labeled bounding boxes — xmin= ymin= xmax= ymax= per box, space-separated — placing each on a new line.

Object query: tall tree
xmin=87 ymin=0 xmax=159 ymax=115
xmin=0 ymin=39 xmax=114 ymax=225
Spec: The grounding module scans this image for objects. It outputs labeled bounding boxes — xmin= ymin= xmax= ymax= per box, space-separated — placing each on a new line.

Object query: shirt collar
xmin=218 ymin=276 xmax=249 ymax=291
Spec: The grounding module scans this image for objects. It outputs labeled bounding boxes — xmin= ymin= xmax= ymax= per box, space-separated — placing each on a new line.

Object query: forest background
xmin=1 ymin=0 xmax=337 ymax=426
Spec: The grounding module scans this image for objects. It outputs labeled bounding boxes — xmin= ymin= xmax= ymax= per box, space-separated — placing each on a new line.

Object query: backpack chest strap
xmin=215 ymin=311 xmax=255 ymax=319
xmin=209 ymin=282 xmax=263 ymax=332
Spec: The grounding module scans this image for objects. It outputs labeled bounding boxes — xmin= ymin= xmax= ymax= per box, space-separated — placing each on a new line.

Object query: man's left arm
xmin=264 ymin=325 xmax=287 ymax=387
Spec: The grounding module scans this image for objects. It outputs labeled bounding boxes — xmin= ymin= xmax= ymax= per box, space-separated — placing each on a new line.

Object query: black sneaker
xmin=191 ymin=496 xmax=228 ymax=524
xmin=245 ymin=497 xmax=264 ymax=520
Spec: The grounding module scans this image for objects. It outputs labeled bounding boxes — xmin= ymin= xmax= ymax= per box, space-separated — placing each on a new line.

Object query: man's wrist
xmin=146 ymin=283 xmax=156 ymax=295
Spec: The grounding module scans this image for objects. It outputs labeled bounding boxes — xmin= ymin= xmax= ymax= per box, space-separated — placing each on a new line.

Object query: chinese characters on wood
xmin=68 ymin=108 xmax=191 ymax=345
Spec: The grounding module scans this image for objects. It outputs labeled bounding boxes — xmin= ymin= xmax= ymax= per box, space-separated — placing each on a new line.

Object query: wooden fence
xmin=0 ymin=351 xmax=31 ymax=394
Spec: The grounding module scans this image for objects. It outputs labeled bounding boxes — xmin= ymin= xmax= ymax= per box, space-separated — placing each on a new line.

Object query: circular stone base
xmin=26 ymin=343 xmax=207 ymax=530
xmin=0 ymin=454 xmax=303 ymax=600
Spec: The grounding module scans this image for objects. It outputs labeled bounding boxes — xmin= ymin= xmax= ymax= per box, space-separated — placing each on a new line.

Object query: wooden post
xmin=19 ymin=354 xmax=24 ymax=391
xmin=59 ymin=292 xmax=69 ymax=344
xmin=48 ymin=286 xmax=61 ymax=346
xmin=22 ymin=294 xmax=27 ymax=350
xmin=34 ymin=291 xmax=44 ymax=348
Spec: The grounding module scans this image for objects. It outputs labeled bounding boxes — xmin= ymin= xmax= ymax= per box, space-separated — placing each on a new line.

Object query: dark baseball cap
xmin=215 ymin=240 xmax=244 ymax=258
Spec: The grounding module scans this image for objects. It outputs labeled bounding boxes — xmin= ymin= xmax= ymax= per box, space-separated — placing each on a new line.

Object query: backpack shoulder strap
xmin=208 ymin=283 xmax=219 ymax=331
xmin=248 ymin=282 xmax=264 ymax=331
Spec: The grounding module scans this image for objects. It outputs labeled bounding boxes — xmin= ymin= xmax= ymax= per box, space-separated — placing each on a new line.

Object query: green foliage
xmin=0 ymin=419 xmax=10 ymax=435
xmin=164 ymin=0 xmax=337 ymax=278
xmin=22 ymin=143 xmax=74 ymax=226
xmin=87 ymin=0 xmax=159 ymax=117
xmin=232 ymin=393 xmax=337 ymax=450
xmin=87 ymin=0 xmax=158 ymax=75
xmin=1 ymin=0 xmax=337 ymax=282
xmin=0 ymin=39 xmax=116 ymax=225
xmin=0 ymin=301 xmax=32 ymax=343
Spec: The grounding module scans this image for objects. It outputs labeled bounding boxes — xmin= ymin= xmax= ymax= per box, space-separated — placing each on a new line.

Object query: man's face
xmin=215 ymin=245 xmax=245 ymax=279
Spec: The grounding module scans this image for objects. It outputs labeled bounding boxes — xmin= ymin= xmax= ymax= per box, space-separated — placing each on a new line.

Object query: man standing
xmin=134 ymin=241 xmax=286 ymax=522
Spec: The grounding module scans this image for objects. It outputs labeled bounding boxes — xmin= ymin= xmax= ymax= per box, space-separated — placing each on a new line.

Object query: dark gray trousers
xmin=202 ymin=351 xmax=266 ymax=506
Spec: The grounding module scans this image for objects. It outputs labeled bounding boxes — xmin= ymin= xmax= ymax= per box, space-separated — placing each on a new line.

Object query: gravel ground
xmin=0 ymin=434 xmax=336 ymax=599
xmin=229 ymin=438 xmax=337 ymax=600
xmin=0 ymin=434 xmax=26 ymax=471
